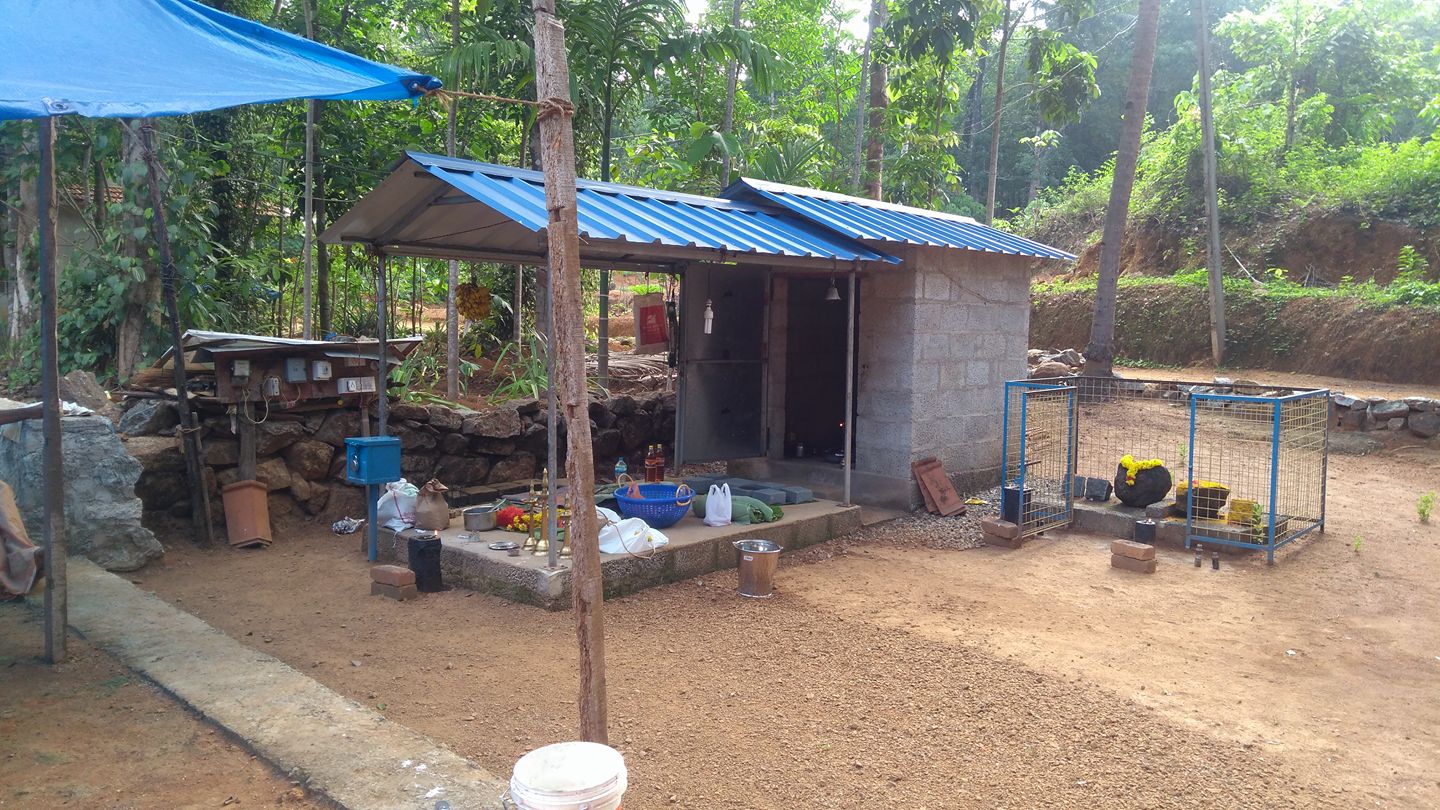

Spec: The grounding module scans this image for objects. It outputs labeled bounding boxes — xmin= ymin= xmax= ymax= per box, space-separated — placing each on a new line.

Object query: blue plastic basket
xmin=613 ymin=483 xmax=694 ymax=529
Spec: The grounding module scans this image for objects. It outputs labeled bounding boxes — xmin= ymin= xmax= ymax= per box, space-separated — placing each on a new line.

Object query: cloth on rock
xmin=1 ymin=481 xmax=41 ymax=599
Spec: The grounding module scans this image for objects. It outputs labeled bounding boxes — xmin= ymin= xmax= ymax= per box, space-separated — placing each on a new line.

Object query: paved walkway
xmin=66 ymin=558 xmax=506 ymax=810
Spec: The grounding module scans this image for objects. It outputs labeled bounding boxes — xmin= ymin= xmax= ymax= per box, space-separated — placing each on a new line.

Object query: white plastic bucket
xmin=509 ymin=741 xmax=627 ymax=810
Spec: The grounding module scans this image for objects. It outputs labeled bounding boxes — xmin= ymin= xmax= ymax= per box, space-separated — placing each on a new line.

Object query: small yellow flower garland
xmin=1119 ymin=454 xmax=1164 ymax=485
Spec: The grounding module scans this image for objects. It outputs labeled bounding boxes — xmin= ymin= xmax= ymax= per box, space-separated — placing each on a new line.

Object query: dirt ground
xmin=108 ymin=438 xmax=1438 ymax=808
xmin=0 ymin=606 xmax=325 ymax=809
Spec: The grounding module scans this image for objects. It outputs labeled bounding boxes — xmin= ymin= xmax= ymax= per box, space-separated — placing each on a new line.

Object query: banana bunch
xmin=456 ymin=282 xmax=491 ymax=321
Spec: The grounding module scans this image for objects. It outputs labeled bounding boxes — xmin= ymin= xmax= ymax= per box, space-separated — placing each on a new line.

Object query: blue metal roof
xmin=723 ymin=178 xmax=1076 ymax=261
xmin=407 ymin=152 xmax=899 ymax=265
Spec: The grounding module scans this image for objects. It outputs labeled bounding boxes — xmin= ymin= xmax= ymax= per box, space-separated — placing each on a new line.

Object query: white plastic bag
xmin=376 ymin=478 xmax=419 ymax=531
xmin=704 ymin=483 xmax=733 ymax=527
xmin=598 ymin=516 xmax=669 ymax=555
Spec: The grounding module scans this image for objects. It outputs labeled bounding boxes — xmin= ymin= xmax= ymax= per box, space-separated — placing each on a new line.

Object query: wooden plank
xmin=911 ymin=457 xmax=940 ymax=514
xmin=915 ymin=458 xmax=967 ymax=517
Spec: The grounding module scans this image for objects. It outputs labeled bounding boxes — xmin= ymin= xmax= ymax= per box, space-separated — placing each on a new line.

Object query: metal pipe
xmin=842 ymin=268 xmax=856 ymax=506
xmin=376 ymin=252 xmax=389 ymax=435
xmin=37 ymin=115 xmax=67 ymax=664
xmin=544 ymin=257 xmax=560 ymax=570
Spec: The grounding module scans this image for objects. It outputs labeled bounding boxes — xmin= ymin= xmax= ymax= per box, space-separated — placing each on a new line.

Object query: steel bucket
xmin=733 ymin=539 xmax=781 ymax=598
xmin=464 ymin=503 xmax=500 ymax=532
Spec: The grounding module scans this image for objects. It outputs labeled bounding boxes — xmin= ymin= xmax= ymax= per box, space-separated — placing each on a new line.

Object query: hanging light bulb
xmin=703 ymin=298 xmax=714 ymax=334
xmin=825 ymin=276 xmax=841 ymax=301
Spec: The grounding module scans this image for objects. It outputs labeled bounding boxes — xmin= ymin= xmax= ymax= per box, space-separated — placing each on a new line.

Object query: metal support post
xmin=376 ymin=252 xmax=389 ymax=436
xmin=842 ymin=268 xmax=856 ymax=506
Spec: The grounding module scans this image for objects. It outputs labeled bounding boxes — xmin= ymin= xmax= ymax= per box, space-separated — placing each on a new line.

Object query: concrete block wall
xmin=904 ymin=246 xmax=1031 ymax=493
xmin=854 ymin=265 xmax=919 ymax=484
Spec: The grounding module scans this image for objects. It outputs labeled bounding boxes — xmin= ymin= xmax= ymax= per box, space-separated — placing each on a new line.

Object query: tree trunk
xmin=1196 ymin=0 xmax=1225 ymax=365
xmin=863 ymin=0 xmax=888 ymax=200
xmin=851 ymin=17 xmax=873 ymax=188
xmin=597 ymin=81 xmax=616 ymax=389
xmin=963 ymin=53 xmax=988 ymax=153
xmin=316 ymin=152 xmax=331 ymax=334
xmin=718 ymin=0 xmax=744 ymax=188
xmin=532 ymin=0 xmax=607 ymax=745
xmin=984 ymin=0 xmax=1013 ymax=224
xmin=446 ymin=0 xmax=461 ymax=399
xmin=9 ymin=125 xmax=36 ymax=344
xmin=116 ymin=120 xmax=159 ymax=380
xmin=1084 ymin=0 xmax=1162 ymax=378
xmin=301 ymin=0 xmax=317 ymax=339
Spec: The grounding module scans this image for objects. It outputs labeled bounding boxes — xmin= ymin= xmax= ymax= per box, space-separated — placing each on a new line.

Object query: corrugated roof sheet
xmin=723 ymin=177 xmax=1076 ymax=261
xmin=409 ymin=152 xmax=899 ymax=265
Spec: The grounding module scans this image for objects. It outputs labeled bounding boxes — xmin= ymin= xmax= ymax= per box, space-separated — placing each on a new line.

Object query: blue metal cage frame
xmin=1186 ymin=388 xmax=1330 ymax=564
xmin=1002 ymin=380 xmax=1078 ymax=537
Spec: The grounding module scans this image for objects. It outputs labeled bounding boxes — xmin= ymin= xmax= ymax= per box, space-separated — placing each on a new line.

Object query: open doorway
xmin=782 ymin=276 xmax=856 ymax=463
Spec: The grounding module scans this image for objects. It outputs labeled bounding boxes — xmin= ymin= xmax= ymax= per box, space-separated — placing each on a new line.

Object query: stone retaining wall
xmin=125 ymin=393 xmax=677 ymax=524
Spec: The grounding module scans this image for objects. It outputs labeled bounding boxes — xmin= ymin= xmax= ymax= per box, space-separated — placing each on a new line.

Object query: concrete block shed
xmin=323 ymin=154 xmax=1073 ymax=509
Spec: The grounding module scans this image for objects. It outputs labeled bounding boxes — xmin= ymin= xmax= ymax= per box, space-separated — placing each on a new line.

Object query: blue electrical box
xmin=344 ymin=436 xmax=401 ymax=485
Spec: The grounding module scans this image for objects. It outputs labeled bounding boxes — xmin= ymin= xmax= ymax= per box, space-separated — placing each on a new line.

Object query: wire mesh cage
xmin=1003 ymin=376 xmax=1329 ymax=560
xmin=1002 ymin=381 xmax=1076 ymax=537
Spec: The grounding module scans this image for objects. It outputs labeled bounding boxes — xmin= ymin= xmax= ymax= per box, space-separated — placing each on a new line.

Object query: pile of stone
xmin=1331 ymin=395 xmax=1439 ymax=438
xmin=121 ymin=392 xmax=678 ymax=525
xmin=1027 ymin=347 xmax=1085 ymax=379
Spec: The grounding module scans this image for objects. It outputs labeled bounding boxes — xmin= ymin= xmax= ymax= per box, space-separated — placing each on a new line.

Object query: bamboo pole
xmin=140 ymin=120 xmax=216 ymax=547
xmin=301 ymin=0 xmax=316 ymax=339
xmin=532 ymin=0 xmax=607 ymax=744
xmin=37 ymin=115 xmax=67 ymax=664
xmin=445 ymin=0 xmax=461 ymax=399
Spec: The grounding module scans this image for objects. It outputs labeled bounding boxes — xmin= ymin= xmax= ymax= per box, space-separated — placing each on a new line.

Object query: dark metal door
xmin=675 ymin=264 xmax=767 ymax=464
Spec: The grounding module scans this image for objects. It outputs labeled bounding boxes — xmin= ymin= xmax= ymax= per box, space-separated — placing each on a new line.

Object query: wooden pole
xmin=140 ymin=120 xmax=216 ymax=546
xmin=1196 ymin=0 xmax=1226 ymax=367
xmin=532 ymin=0 xmax=607 ymax=744
xmin=842 ymin=267 xmax=856 ymax=507
xmin=37 ymin=115 xmax=67 ymax=664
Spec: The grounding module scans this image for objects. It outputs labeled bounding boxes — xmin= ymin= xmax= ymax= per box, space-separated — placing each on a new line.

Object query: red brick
xmin=980 ymin=518 xmax=1020 ymax=539
xmin=370 ymin=564 xmax=415 ymax=587
xmin=1110 ymin=539 xmax=1156 ymax=561
xmin=983 ymin=530 xmax=1025 ymax=549
xmin=1110 ymin=554 xmax=1157 ymax=574
xmin=370 ymin=581 xmax=419 ymax=601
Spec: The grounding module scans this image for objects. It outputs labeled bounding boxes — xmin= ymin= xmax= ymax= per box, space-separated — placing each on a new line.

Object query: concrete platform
xmin=1072 ymin=500 xmax=1257 ymax=555
xmin=377 ymin=499 xmax=863 ymax=610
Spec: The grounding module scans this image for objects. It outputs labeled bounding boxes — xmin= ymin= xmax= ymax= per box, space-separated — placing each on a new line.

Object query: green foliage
xmin=1419 ymin=491 xmax=1435 ymax=524
xmin=627 ymin=282 xmax=664 ymax=296
xmin=389 ymin=328 xmax=480 ymax=403
xmin=489 ymin=332 xmax=550 ymax=403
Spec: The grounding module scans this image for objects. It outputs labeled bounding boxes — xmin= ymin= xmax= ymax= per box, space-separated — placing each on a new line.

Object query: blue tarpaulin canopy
xmin=0 ymin=0 xmax=440 ymax=120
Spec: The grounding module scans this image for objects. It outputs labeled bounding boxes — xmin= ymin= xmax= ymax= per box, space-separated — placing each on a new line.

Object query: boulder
xmin=1027 ymin=348 xmax=1047 ymax=363
xmin=487 ymin=451 xmax=537 ymax=484
xmin=59 ymin=370 xmax=113 ymax=414
xmin=1113 ymin=463 xmax=1173 ymax=509
xmin=135 ymin=470 xmax=187 ymax=511
xmin=608 ymin=395 xmax=638 ymax=416
xmin=312 ymin=410 xmax=361 ymax=447
xmin=433 ymin=454 xmax=492 ymax=487
xmin=301 ymin=411 xmax=327 ymax=433
xmin=119 ymin=400 xmax=179 ymax=436
xmin=592 ymin=428 xmax=623 ymax=459
xmin=1387 ymin=417 xmax=1407 ymax=431
xmin=255 ymin=420 xmax=306 ymax=455
xmin=204 ymin=439 xmax=239 ymax=466
xmin=389 ymin=402 xmax=430 ymax=422
xmin=288 ymin=477 xmax=331 ymax=515
xmin=505 ymin=397 xmax=541 ymax=416
xmin=123 ymin=435 xmax=184 ymax=474
xmin=1409 ymin=410 xmax=1440 ymax=439
xmin=462 ymin=408 xmax=522 ymax=439
xmin=283 ymin=439 xmax=334 ymax=481
xmin=469 ymin=435 xmax=518 ymax=456
xmin=426 ymin=404 xmax=464 ymax=432
xmin=617 ymin=416 xmax=649 ymax=451
xmin=401 ymin=453 xmax=436 ymax=480
xmin=1370 ymin=400 xmax=1409 ymax=420
xmin=1334 ymin=408 xmax=1365 ymax=431
xmin=520 ymin=423 xmax=548 ymax=455
xmin=1030 ymin=361 xmax=1072 ymax=379
xmin=0 ymin=414 xmax=162 ymax=571
xmin=589 ymin=400 xmax=617 ymax=429
xmin=392 ymin=422 xmax=437 ymax=451
xmin=1055 ymin=349 xmax=1084 ymax=367
xmin=438 ymin=432 xmax=470 ymax=456
xmin=1404 ymin=397 xmax=1436 ymax=412
xmin=254 ymin=456 xmax=291 ymax=491
xmin=1332 ymin=394 xmax=1362 ymax=410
